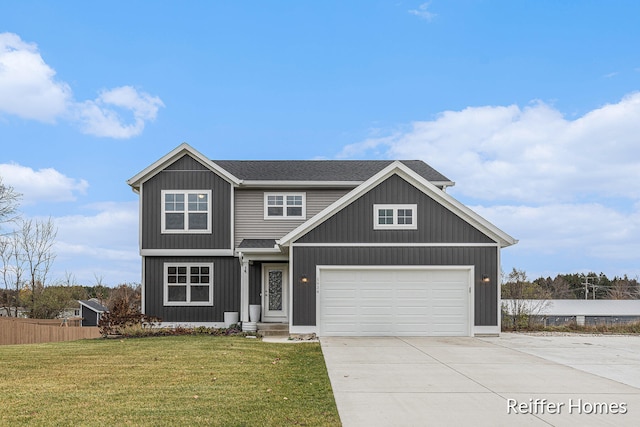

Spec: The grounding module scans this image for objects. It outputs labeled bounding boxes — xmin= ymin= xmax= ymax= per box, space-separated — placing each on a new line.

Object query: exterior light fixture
xmin=300 ymin=274 xmax=309 ymax=284
xmin=482 ymin=274 xmax=490 ymax=283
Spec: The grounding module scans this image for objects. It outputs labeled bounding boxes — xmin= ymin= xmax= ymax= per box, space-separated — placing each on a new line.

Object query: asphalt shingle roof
xmin=79 ymin=299 xmax=108 ymax=313
xmin=212 ymin=160 xmax=451 ymax=183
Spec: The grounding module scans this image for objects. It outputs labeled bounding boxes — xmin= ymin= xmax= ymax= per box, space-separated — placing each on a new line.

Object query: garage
xmin=317 ymin=267 xmax=472 ymax=337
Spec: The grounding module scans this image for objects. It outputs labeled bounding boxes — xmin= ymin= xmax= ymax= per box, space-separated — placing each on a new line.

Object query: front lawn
xmin=0 ymin=336 xmax=341 ymax=426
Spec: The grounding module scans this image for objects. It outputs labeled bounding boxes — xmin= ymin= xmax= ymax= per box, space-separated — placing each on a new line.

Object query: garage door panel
xmin=319 ymin=268 xmax=470 ymax=337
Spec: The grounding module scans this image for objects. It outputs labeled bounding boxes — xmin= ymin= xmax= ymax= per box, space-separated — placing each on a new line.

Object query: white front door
xmin=262 ymin=264 xmax=288 ymax=322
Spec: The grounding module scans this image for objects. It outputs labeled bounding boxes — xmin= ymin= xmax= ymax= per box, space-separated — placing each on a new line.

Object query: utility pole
xmin=581 ymin=275 xmax=597 ymax=300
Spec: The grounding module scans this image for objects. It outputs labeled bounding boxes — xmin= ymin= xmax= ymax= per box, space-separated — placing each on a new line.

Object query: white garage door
xmin=318 ymin=267 xmax=471 ymax=337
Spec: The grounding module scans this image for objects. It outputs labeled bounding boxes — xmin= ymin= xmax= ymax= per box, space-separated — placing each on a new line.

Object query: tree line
xmin=0 ymin=176 xmax=141 ymax=318
xmin=502 ymin=268 xmax=640 ymax=300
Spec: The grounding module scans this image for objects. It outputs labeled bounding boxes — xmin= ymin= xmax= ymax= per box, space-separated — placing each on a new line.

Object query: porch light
xmin=300 ymin=274 xmax=309 ymax=284
xmin=482 ymin=274 xmax=490 ymax=283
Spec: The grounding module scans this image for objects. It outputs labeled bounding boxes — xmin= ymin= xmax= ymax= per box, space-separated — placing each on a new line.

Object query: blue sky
xmin=1 ymin=1 xmax=639 ymax=286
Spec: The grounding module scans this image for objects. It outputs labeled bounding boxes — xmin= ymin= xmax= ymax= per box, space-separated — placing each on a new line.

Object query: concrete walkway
xmin=320 ymin=334 xmax=640 ymax=426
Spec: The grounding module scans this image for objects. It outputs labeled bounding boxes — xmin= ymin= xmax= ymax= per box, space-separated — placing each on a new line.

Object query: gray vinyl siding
xmin=234 ymin=188 xmax=349 ymax=248
xmin=144 ymin=256 xmax=240 ymax=322
xmin=297 ymin=175 xmax=494 ymax=244
xmin=141 ymin=157 xmax=232 ymax=250
xmin=249 ymin=262 xmax=262 ymax=305
xmin=292 ymin=246 xmax=498 ymax=327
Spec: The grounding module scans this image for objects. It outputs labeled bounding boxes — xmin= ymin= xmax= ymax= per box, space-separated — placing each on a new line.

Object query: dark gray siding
xmin=144 ymin=256 xmax=240 ymax=322
xmin=297 ymin=175 xmax=494 ymax=244
xmin=141 ymin=155 xmax=232 ymax=250
xmin=292 ymin=246 xmax=498 ymax=327
xmin=81 ymin=306 xmax=99 ymax=327
xmin=249 ymin=262 xmax=262 ymax=305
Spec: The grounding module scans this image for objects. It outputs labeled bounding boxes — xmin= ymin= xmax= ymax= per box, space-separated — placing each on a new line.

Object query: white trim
xmin=240 ymin=257 xmax=249 ymax=323
xmin=163 ymin=262 xmax=214 ymax=306
xmin=288 ymin=245 xmax=294 ymax=331
xmin=264 ymin=192 xmax=307 ymax=220
xmin=236 ymin=252 xmax=288 ymax=262
xmin=161 ymin=189 xmax=212 ymax=234
xmin=262 ymin=263 xmax=289 ymax=322
xmin=373 ymin=204 xmax=417 ymax=230
xmin=138 ymin=184 xmax=143 ymax=251
xmin=473 ymin=325 xmax=500 ymax=336
xmin=140 ymin=249 xmax=234 ymax=256
xmin=278 ymin=161 xmax=517 ymax=248
xmin=290 ymin=325 xmax=316 ymax=334
xmin=241 ymin=179 xmax=456 ymax=189
xmin=127 ymin=143 xmax=241 ymax=190
xmin=315 ymin=265 xmax=474 ymax=337
xmin=497 ymin=242 xmax=502 ymax=333
xmin=141 ymin=255 xmax=146 ymax=315
xmin=291 ymin=242 xmax=499 ymax=247
xmin=244 ymin=180 xmax=362 ymax=188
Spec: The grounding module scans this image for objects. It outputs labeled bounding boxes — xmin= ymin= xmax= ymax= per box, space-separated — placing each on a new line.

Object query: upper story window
xmin=373 ymin=204 xmax=417 ymax=230
xmin=264 ymin=192 xmax=306 ymax=219
xmin=161 ymin=190 xmax=212 ymax=233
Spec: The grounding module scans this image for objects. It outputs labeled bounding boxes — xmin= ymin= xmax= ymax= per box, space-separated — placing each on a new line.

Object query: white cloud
xmin=409 ymin=2 xmax=436 ymax=21
xmin=0 ymin=32 xmax=72 ymax=122
xmin=0 ymin=163 xmax=88 ymax=204
xmin=75 ymin=86 xmax=164 ymax=138
xmin=338 ymin=93 xmax=640 ymax=277
xmin=52 ymin=201 xmax=140 ymax=285
xmin=0 ymin=32 xmax=163 ymax=138
xmin=341 ymin=93 xmax=640 ymax=203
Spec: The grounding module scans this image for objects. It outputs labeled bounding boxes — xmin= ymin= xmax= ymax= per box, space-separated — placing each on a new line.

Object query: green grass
xmin=0 ymin=336 xmax=341 ymax=426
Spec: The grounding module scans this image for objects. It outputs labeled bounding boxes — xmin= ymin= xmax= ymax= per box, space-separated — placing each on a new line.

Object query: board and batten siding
xmin=141 ymin=155 xmax=232 ymax=250
xmin=297 ymin=174 xmax=494 ymax=244
xmin=292 ymin=246 xmax=498 ymax=327
xmin=144 ymin=256 xmax=240 ymax=323
xmin=234 ymin=188 xmax=349 ymax=248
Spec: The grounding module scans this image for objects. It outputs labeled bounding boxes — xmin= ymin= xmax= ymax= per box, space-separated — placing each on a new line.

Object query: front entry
xmin=262 ymin=264 xmax=288 ymax=322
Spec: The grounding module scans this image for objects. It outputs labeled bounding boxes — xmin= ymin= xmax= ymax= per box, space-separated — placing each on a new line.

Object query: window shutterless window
xmin=264 ymin=193 xmax=306 ymax=219
xmin=373 ymin=204 xmax=417 ymax=229
xmin=161 ymin=190 xmax=211 ymax=233
xmin=164 ymin=263 xmax=214 ymax=306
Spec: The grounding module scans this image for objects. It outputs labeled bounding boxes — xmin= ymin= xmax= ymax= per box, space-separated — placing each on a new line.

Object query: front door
xmin=262 ymin=264 xmax=288 ymax=322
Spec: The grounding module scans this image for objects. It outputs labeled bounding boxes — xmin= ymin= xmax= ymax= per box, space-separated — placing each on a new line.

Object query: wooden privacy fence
xmin=0 ymin=317 xmax=101 ymax=345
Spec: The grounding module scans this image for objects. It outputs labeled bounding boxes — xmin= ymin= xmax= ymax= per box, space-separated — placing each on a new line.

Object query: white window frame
xmin=163 ymin=262 xmax=214 ymax=306
xmin=161 ymin=190 xmax=212 ymax=234
xmin=373 ymin=204 xmax=417 ymax=230
xmin=264 ymin=192 xmax=306 ymax=219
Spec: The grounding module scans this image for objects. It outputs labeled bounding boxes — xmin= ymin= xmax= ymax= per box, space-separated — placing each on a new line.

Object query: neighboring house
xmin=503 ymin=299 xmax=640 ymax=326
xmin=127 ymin=143 xmax=517 ymax=337
xmin=78 ymin=299 xmax=108 ymax=327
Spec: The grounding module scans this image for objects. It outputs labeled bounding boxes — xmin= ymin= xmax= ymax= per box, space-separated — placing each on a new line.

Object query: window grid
xmin=164 ymin=263 xmax=213 ymax=306
xmin=162 ymin=190 xmax=211 ymax=233
xmin=264 ymin=193 xmax=306 ymax=219
xmin=373 ymin=204 xmax=417 ymax=230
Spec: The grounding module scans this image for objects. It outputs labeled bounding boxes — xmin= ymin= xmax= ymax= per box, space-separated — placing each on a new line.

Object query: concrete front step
xmin=256 ymin=322 xmax=289 ymax=337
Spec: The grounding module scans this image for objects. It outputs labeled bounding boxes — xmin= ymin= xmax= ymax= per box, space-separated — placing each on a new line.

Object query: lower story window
xmin=164 ymin=263 xmax=214 ymax=306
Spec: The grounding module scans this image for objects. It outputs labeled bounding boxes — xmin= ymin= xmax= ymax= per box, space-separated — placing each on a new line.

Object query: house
xmin=127 ymin=143 xmax=517 ymax=337
xmin=78 ymin=299 xmax=108 ymax=327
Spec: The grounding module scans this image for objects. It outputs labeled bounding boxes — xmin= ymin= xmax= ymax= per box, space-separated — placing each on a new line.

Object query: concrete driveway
xmin=320 ymin=334 xmax=640 ymax=426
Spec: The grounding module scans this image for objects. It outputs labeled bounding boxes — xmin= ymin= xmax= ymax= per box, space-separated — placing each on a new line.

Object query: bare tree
xmin=501 ymin=268 xmax=551 ymax=330
xmin=0 ymin=233 xmax=26 ymax=317
xmin=19 ymin=218 xmax=57 ymax=317
xmin=0 ymin=177 xmax=21 ymax=234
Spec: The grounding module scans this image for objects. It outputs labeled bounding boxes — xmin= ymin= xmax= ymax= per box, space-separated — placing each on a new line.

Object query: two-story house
xmin=127 ymin=143 xmax=517 ymax=337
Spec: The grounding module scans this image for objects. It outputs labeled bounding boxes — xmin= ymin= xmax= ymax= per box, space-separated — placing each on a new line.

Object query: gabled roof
xmin=127 ymin=143 xmax=455 ymax=191
xmin=127 ymin=143 xmax=242 ymax=192
xmin=78 ymin=299 xmax=108 ymax=313
xmin=278 ymin=161 xmax=518 ymax=248
xmin=213 ymin=160 xmax=453 ymax=186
